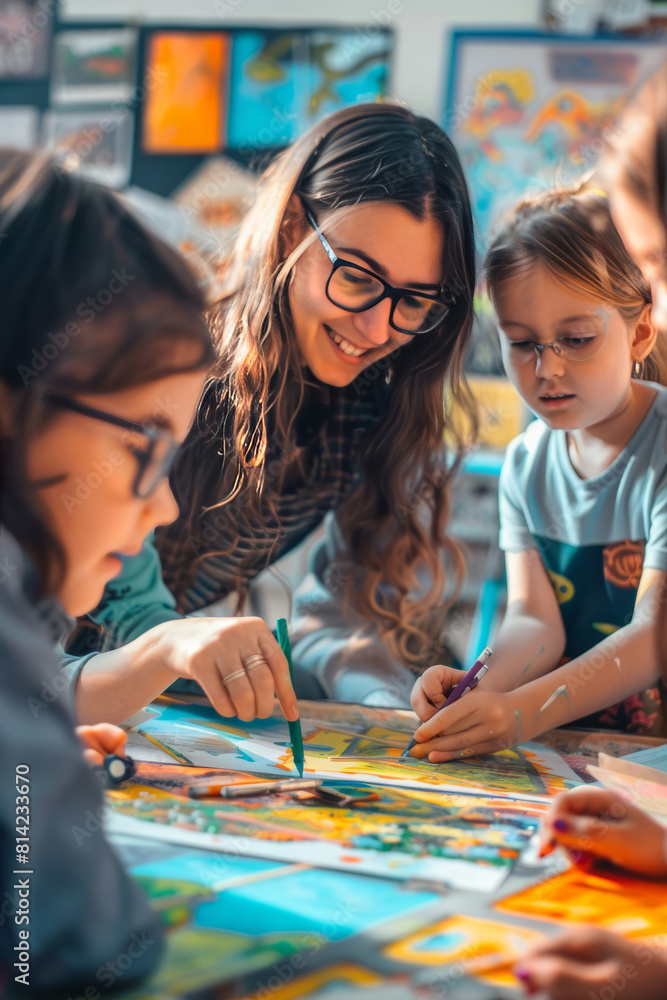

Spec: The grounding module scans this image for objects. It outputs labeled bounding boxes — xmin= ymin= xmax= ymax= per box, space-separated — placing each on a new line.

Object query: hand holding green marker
xmin=276 ymin=617 xmax=304 ymax=777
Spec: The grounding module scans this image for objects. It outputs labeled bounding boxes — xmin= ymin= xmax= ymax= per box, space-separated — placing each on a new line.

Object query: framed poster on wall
xmin=445 ymin=30 xmax=667 ymax=248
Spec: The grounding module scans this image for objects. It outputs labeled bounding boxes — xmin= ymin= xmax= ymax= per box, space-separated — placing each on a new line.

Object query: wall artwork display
xmin=446 ymin=32 xmax=667 ymax=247
xmin=51 ymin=29 xmax=138 ymax=104
xmin=105 ymin=760 xmax=546 ymax=892
xmin=227 ymin=29 xmax=391 ymax=148
xmin=0 ymin=106 xmax=40 ymax=147
xmin=0 ymin=0 xmax=51 ymax=79
xmin=143 ymin=31 xmax=229 ymax=153
xmin=123 ymin=698 xmax=582 ymax=800
xmin=42 ymin=108 xmax=134 ymax=188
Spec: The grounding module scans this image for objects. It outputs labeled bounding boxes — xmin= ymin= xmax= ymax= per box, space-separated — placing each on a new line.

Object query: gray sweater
xmin=0 ymin=530 xmax=164 ymax=995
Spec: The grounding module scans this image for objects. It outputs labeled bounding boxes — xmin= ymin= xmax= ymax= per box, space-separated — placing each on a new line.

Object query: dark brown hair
xmin=170 ymin=103 xmax=477 ymax=667
xmin=0 ymin=148 xmax=214 ymax=591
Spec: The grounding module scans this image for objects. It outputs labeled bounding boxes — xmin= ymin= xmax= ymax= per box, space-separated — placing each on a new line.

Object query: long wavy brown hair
xmin=171 ymin=103 xmax=477 ymax=668
xmin=484 ymin=187 xmax=667 ymax=383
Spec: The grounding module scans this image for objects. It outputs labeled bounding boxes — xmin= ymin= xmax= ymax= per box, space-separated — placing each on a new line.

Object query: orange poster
xmin=144 ymin=32 xmax=228 ymax=153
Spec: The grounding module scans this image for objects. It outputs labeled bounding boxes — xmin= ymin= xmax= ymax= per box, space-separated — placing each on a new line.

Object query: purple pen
xmin=401 ymin=647 xmax=493 ymax=757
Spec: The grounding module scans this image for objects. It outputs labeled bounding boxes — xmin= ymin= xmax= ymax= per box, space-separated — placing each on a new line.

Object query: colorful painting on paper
xmin=143 ymin=32 xmax=229 ymax=153
xmin=106 ymin=761 xmax=544 ymax=892
xmin=497 ymin=867 xmax=667 ymax=941
xmin=235 ymin=963 xmax=384 ymax=1000
xmin=51 ymin=29 xmax=137 ymax=104
xmin=126 ymin=698 xmax=581 ymax=799
xmin=227 ymin=29 xmax=390 ymax=148
xmin=112 ymin=842 xmax=438 ymax=998
xmin=446 ymin=32 xmax=667 ymax=246
xmin=384 ymin=914 xmax=543 ymax=988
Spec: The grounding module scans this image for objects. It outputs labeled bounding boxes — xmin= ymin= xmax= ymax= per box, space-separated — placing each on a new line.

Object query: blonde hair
xmin=484 ymin=187 xmax=666 ymax=383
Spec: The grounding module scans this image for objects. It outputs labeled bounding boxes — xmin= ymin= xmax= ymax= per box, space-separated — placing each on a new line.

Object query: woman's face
xmin=288 ymin=202 xmax=445 ymax=387
xmin=25 ymin=369 xmax=204 ymax=616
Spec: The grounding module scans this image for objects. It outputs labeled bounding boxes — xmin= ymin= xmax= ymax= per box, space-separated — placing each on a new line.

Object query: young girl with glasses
xmin=509 ymin=64 xmax=667 ymax=1000
xmin=80 ymin=103 xmax=476 ymax=708
xmin=408 ymin=187 xmax=667 ymax=761
xmin=0 ymin=147 xmax=222 ymax=991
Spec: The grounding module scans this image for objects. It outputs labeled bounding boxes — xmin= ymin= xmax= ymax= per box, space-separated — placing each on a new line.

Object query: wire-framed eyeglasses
xmin=506 ymin=333 xmax=605 ymax=364
xmin=46 ymin=394 xmax=180 ymax=499
xmin=306 ymin=211 xmax=451 ymax=335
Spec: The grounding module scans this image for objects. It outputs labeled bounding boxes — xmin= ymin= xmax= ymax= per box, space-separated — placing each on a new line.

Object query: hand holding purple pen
xmin=401 ymin=647 xmax=493 ymax=758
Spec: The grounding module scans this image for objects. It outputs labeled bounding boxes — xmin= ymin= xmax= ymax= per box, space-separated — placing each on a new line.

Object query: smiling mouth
xmin=325 ymin=326 xmax=370 ymax=359
xmin=540 ymin=393 xmax=574 ymax=401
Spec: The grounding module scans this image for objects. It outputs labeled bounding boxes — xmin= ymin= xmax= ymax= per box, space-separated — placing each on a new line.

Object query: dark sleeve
xmin=0 ymin=593 xmax=164 ymax=994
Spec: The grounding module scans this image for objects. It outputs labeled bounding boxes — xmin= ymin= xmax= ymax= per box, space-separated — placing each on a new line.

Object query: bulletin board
xmin=0 ymin=7 xmax=392 ymax=196
xmin=444 ymin=29 xmax=667 ymax=249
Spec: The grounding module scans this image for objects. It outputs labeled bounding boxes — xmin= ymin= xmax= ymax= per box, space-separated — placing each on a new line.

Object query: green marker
xmin=276 ymin=617 xmax=304 ymax=778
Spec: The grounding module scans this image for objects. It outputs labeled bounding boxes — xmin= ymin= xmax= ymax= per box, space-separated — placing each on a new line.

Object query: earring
xmin=634 ymin=360 xmax=642 ymax=377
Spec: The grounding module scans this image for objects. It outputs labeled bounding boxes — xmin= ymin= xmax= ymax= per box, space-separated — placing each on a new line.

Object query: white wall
xmin=60 ymin=0 xmax=543 ymax=122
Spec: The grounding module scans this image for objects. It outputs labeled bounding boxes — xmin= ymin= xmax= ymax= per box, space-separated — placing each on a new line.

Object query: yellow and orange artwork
xmin=143 ymin=32 xmax=229 ymax=153
xmin=497 ymin=867 xmax=667 ymax=943
xmin=384 ymin=914 xmax=544 ymax=988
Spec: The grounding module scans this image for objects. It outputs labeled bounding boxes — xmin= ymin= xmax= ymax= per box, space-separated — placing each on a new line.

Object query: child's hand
xmin=538 ymin=786 xmax=667 ymax=877
xmin=408 ymin=683 xmax=519 ymax=761
xmin=410 ymin=664 xmax=466 ymax=720
xmin=514 ymin=926 xmax=667 ymax=1000
xmin=76 ymin=723 xmax=127 ymax=767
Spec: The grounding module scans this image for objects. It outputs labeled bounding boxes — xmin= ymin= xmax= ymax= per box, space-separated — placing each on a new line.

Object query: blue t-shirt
xmin=499 ymin=382 xmax=667 ymax=735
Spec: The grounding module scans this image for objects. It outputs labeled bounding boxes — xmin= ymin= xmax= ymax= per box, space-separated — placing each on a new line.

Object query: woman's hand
xmin=76 ymin=722 xmax=127 ymax=766
xmin=143 ymin=616 xmax=299 ymax=723
xmin=514 ymin=927 xmax=667 ymax=1000
xmin=538 ymin=786 xmax=667 ymax=877
xmin=409 ymin=664 xmax=521 ymax=761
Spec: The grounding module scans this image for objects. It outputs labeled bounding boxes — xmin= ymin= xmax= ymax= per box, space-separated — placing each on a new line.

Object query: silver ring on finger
xmin=243 ymin=654 xmax=269 ymax=671
xmin=222 ymin=668 xmax=248 ymax=686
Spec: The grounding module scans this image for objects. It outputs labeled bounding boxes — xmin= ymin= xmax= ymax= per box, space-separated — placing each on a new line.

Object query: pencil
xmin=136 ymin=729 xmax=194 ymax=766
xmin=189 ymin=778 xmax=322 ymax=799
xmin=402 ymin=647 xmax=493 ymax=758
xmin=276 ymin=617 xmax=304 ymax=777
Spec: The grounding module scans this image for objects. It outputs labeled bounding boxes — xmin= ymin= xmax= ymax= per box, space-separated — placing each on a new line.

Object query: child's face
xmin=288 ymin=201 xmax=444 ymax=387
xmin=26 ymin=370 xmax=204 ymax=617
xmin=493 ymin=265 xmax=639 ymax=432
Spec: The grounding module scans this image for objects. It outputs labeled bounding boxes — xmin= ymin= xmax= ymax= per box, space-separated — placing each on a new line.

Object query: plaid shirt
xmin=156 ymin=374 xmax=392 ymax=614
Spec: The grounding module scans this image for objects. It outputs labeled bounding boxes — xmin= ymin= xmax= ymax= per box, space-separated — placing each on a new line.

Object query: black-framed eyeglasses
xmin=306 ymin=211 xmax=451 ymax=335
xmin=46 ymin=394 xmax=180 ymax=499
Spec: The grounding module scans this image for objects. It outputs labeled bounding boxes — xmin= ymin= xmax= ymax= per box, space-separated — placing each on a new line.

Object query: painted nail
xmin=515 ymin=968 xmax=537 ymax=995
xmin=553 ymin=819 xmax=569 ymax=833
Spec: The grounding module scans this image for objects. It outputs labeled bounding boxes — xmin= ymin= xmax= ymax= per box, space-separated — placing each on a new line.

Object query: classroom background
xmin=5 ymin=2 xmax=667 ymax=998
xmin=2 ymin=0 xmax=667 ymax=662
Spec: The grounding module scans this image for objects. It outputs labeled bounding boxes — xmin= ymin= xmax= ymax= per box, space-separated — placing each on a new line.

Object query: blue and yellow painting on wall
xmin=227 ymin=29 xmax=391 ymax=148
xmin=446 ymin=33 xmax=667 ymax=245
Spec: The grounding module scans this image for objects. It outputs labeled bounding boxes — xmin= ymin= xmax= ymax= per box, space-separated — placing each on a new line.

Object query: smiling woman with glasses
xmin=87 ymin=102 xmax=477 ymax=707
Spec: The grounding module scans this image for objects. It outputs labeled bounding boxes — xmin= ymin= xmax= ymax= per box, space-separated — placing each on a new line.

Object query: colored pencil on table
xmin=276 ymin=617 xmax=304 ymax=777
xmin=401 ymin=647 xmax=493 ymax=758
xmin=189 ymin=778 xmax=322 ymax=799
